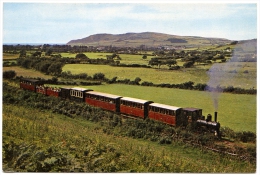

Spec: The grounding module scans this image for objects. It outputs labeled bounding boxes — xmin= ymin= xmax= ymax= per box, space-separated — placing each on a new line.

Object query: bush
xmin=93 ymin=73 xmax=105 ymax=80
xmin=3 ymin=70 xmax=16 ymax=79
xmin=183 ymin=61 xmax=194 ymax=68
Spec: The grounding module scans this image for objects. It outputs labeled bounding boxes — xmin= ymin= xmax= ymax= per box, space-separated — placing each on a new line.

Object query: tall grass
xmin=2 ymin=104 xmax=256 ymax=172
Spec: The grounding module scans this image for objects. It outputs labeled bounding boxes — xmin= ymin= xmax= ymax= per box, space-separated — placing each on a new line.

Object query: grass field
xmin=2 ymin=53 xmax=19 ymax=60
xmin=77 ymin=84 xmax=256 ymax=132
xmin=60 ymin=52 xmax=153 ymax=65
xmin=2 ymin=104 xmax=256 ymax=172
xmin=63 ymin=63 xmax=256 ymax=89
xmin=3 ymin=66 xmax=53 ymax=79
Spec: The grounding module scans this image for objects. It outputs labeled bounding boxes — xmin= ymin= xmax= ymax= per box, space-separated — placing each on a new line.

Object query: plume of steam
xmin=205 ymin=64 xmax=223 ymax=111
xmin=205 ymin=40 xmax=256 ymax=111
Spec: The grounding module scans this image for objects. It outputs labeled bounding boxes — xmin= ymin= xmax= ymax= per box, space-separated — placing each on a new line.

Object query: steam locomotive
xmin=20 ymin=78 xmax=221 ymax=137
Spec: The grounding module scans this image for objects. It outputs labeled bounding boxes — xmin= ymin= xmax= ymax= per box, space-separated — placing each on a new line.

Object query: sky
xmin=1 ymin=0 xmax=258 ymax=44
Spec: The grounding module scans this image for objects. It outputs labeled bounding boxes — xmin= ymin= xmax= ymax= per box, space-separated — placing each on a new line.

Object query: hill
xmin=67 ymin=32 xmax=232 ymax=48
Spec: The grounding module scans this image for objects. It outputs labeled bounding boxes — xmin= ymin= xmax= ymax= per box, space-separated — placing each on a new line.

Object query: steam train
xmin=20 ymin=78 xmax=221 ymax=137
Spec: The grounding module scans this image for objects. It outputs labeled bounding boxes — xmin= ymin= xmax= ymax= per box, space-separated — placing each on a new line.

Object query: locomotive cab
xmin=182 ymin=108 xmax=202 ymax=126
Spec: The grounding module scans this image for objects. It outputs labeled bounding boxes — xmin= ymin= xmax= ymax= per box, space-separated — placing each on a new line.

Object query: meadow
xmin=3 ymin=66 xmax=53 ymax=79
xmin=2 ymin=53 xmax=19 ymax=60
xmin=2 ymin=104 xmax=256 ymax=172
xmin=60 ymin=52 xmax=154 ymax=65
xmin=63 ymin=62 xmax=256 ymax=89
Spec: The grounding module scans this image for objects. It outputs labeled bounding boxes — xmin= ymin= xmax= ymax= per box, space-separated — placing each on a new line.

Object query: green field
xmin=2 ymin=53 xmax=19 ymax=60
xmin=63 ymin=63 xmax=256 ymax=89
xmin=3 ymin=66 xmax=53 ymax=79
xmin=77 ymin=84 xmax=256 ymax=132
xmin=60 ymin=52 xmax=153 ymax=65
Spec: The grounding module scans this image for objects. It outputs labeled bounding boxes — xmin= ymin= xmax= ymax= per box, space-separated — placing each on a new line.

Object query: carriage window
xmin=166 ymin=110 xmax=169 ymax=115
xmin=159 ymin=108 xmax=163 ymax=114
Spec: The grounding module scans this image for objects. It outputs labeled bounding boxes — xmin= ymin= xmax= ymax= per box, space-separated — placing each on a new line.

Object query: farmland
xmin=63 ymin=62 xmax=257 ymax=89
xmin=2 ymin=40 xmax=257 ymax=172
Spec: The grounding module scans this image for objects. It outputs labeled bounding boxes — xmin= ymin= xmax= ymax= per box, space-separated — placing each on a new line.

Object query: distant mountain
xmin=67 ymin=32 xmax=233 ymax=47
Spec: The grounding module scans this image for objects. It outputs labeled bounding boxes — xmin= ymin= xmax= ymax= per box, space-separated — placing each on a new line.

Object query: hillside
xmin=67 ymin=32 xmax=232 ymax=47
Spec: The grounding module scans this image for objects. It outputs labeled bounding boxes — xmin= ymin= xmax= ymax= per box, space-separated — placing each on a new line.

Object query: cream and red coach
xmin=149 ymin=103 xmax=182 ymax=126
xmin=120 ymin=97 xmax=153 ymax=119
xmin=85 ymin=91 xmax=122 ymax=112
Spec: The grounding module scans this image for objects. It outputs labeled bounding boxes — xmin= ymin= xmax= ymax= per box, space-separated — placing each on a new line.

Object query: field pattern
xmin=63 ymin=63 xmax=256 ymax=89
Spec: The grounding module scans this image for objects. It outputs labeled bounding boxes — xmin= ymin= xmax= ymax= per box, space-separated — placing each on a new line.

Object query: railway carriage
xmin=20 ymin=78 xmax=44 ymax=92
xmin=60 ymin=87 xmax=71 ymax=99
xmin=36 ymin=85 xmax=46 ymax=95
xmin=85 ymin=91 xmax=122 ymax=112
xmin=70 ymin=87 xmax=92 ymax=102
xmin=46 ymin=87 xmax=61 ymax=97
xmin=120 ymin=97 xmax=153 ymax=119
xmin=149 ymin=103 xmax=182 ymax=126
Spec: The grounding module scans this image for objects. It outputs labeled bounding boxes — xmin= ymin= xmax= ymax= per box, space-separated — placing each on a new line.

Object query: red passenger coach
xmin=149 ymin=103 xmax=182 ymax=126
xmin=46 ymin=87 xmax=60 ymax=97
xmin=85 ymin=91 xmax=122 ymax=112
xmin=20 ymin=78 xmax=44 ymax=92
xmin=36 ymin=86 xmax=46 ymax=95
xmin=120 ymin=97 xmax=153 ymax=119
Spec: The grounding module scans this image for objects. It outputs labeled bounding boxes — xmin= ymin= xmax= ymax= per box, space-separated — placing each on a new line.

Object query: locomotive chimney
xmin=214 ymin=112 xmax=218 ymax=122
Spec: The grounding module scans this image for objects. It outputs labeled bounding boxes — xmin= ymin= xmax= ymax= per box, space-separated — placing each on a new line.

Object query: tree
xmin=142 ymin=55 xmax=147 ymax=59
xmin=47 ymin=62 xmax=63 ymax=75
xmin=32 ymin=51 xmax=42 ymax=57
xmin=19 ymin=49 xmax=26 ymax=58
xmin=165 ymin=59 xmax=177 ymax=68
xmin=148 ymin=58 xmax=162 ymax=68
xmin=45 ymin=48 xmax=53 ymax=56
xmin=183 ymin=61 xmax=194 ymax=68
xmin=134 ymin=77 xmax=142 ymax=85
xmin=115 ymin=60 xmax=120 ymax=66
xmin=93 ymin=73 xmax=105 ymax=80
xmin=76 ymin=53 xmax=88 ymax=59
xmin=3 ymin=70 xmax=16 ymax=79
